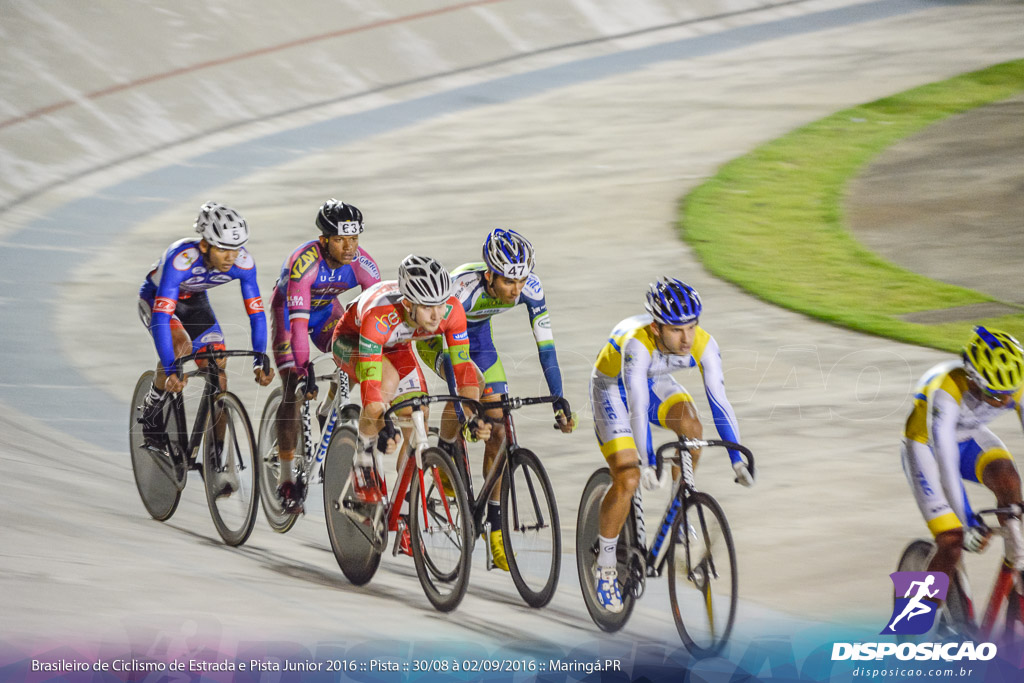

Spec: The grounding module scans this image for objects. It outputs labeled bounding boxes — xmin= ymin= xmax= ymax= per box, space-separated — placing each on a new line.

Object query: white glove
xmin=962 ymin=525 xmax=991 ymax=554
xmin=640 ymin=466 xmax=668 ymax=491
xmin=733 ymin=461 xmax=754 ymax=488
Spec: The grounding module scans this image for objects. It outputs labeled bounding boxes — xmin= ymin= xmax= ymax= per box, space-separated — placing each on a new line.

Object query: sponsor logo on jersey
xmin=452 ymin=347 xmax=470 ymax=364
xmin=443 ymin=303 xmax=454 ymax=319
xmin=287 ymin=295 xmax=305 ymax=308
xmin=275 ymin=341 xmax=292 ymax=353
xmin=290 ymin=246 xmax=319 ymax=280
xmin=536 ymin=316 xmax=552 ymax=329
xmin=209 ymin=273 xmax=233 ymax=285
xmin=199 ymin=331 xmax=225 ymax=344
xmin=234 ymin=248 xmax=254 ymax=270
xmin=374 ymin=310 xmax=401 ymax=335
xmin=358 ymin=364 xmax=382 ymax=382
xmin=358 ymin=254 xmax=380 ymax=280
xmin=172 ymin=248 xmax=200 ymax=271
xmin=244 ymin=297 xmax=264 ymax=315
xmin=452 ymin=331 xmax=468 ymax=342
xmin=153 ymin=297 xmax=177 ymax=314
xmin=359 ymin=338 xmax=382 ymax=356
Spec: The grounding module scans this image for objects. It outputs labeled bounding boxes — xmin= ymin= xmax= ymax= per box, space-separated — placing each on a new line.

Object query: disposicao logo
xmin=882 ymin=571 xmax=948 ymax=635
xmin=829 ymin=571 xmax=997 ymax=663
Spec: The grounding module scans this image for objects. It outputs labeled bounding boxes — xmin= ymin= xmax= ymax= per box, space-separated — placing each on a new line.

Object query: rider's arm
xmin=151 ymin=259 xmax=187 ymax=376
xmin=1016 ymin=387 xmax=1024 ymax=431
xmin=621 ymin=335 xmax=656 ymax=466
xmin=443 ymin=301 xmax=479 ymax=397
xmin=284 ymin=247 xmax=317 ymax=375
xmin=695 ymin=332 xmax=743 ymax=464
xmin=522 ymin=275 xmax=564 ymax=398
xmin=929 ymin=387 xmax=973 ymax=527
xmin=352 ymin=247 xmax=382 ymax=289
xmin=235 ymin=250 xmax=268 ymax=364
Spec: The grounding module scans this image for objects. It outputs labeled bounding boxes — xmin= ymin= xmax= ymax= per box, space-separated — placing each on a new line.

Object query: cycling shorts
xmin=138 ymin=291 xmax=226 ymax=353
xmin=901 ymin=428 xmax=1013 ymax=536
xmin=590 ymin=369 xmax=694 ymax=460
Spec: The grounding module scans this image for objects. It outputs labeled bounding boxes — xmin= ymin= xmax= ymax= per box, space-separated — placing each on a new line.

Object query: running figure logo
xmin=882 ymin=572 xmax=949 ymax=635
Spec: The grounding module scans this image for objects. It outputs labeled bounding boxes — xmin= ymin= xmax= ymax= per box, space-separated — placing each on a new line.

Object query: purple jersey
xmin=140 ymin=238 xmax=267 ymax=375
xmin=272 ymin=240 xmax=379 ymax=370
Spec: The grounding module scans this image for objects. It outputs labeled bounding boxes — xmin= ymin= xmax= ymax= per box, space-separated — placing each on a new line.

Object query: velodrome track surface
xmin=2 ymin=0 xmax=1023 ymax=663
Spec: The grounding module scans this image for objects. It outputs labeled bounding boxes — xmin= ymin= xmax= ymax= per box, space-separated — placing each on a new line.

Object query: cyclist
xmin=416 ymin=228 xmax=576 ymax=571
xmin=332 ymin=254 xmax=491 ymax=554
xmin=590 ymin=278 xmax=752 ymax=612
xmin=269 ymin=199 xmax=380 ymax=514
xmin=137 ymin=202 xmax=274 ymax=479
xmin=901 ymin=326 xmax=1024 ymax=580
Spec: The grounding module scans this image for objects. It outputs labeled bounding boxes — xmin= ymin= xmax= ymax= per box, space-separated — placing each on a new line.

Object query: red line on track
xmin=0 ymin=0 xmax=504 ymax=131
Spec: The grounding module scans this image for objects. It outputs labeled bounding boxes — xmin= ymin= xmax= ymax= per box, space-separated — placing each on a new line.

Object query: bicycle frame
xmin=625 ymin=438 xmax=755 ymax=595
xmin=295 ymin=363 xmax=353 ymax=487
xmin=336 ymin=394 xmax=475 ymax=555
xmin=166 ymin=349 xmax=269 ymax=482
xmin=959 ymin=507 xmax=1024 ymax=642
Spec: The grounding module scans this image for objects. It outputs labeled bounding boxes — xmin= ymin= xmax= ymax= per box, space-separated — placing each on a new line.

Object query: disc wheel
xmin=129 ymin=371 xmax=183 ymax=521
xmin=575 ymin=468 xmax=637 ymax=631
xmin=256 ymin=387 xmax=302 ymax=533
xmin=323 ymin=426 xmax=383 ymax=585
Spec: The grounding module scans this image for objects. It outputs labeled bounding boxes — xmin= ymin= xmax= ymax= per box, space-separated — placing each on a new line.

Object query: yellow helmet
xmin=962 ymin=326 xmax=1024 ymax=394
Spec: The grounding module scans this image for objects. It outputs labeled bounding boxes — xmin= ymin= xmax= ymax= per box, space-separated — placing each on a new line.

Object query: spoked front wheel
xmin=575 ymin=468 xmax=638 ymax=631
xmin=410 ymin=448 xmax=473 ymax=612
xmin=202 ymin=391 xmax=260 ymax=546
xmin=668 ymin=491 xmax=737 ymax=657
xmin=129 ymin=371 xmax=183 ymax=521
xmin=895 ymin=539 xmax=973 ymax=642
xmin=501 ymin=448 xmax=560 ymax=608
xmin=256 ymin=387 xmax=302 ymax=533
xmin=323 ymin=426 xmax=384 ymax=585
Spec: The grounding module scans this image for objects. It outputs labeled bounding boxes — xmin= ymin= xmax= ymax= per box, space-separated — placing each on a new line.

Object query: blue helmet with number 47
xmin=483 ymin=228 xmax=535 ymax=279
xmin=645 ymin=278 xmax=702 ymax=325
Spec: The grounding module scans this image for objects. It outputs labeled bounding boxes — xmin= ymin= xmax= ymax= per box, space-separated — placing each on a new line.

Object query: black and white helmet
xmin=194 ymin=202 xmax=248 ymax=249
xmin=317 ymin=199 xmax=363 ymax=236
xmin=483 ymin=228 xmax=535 ymax=279
xmin=398 ymin=255 xmax=452 ymax=306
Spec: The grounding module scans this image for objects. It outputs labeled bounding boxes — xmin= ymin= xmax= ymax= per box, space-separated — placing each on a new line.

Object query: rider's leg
xmin=980 ymin=453 xmax=1024 ymax=567
xmin=599 ymin=449 xmax=642 ymax=555
xmin=663 ymin=396 xmax=701 ymax=478
xmin=275 ymin=369 xmax=303 ymax=486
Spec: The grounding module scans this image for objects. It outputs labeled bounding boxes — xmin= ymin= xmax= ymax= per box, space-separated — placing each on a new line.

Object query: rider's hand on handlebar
xmin=164 ymin=372 xmax=188 ymax=393
xmin=376 ymin=421 xmax=400 ymax=454
xmin=640 ymin=466 xmax=667 ymax=491
xmin=733 ymin=461 xmax=754 ymax=488
xmin=552 ymin=397 xmax=578 ymax=433
xmin=254 ymin=366 xmax=275 ymax=386
xmin=462 ymin=415 xmax=492 ymax=443
xmin=963 ymin=524 xmax=992 ymax=553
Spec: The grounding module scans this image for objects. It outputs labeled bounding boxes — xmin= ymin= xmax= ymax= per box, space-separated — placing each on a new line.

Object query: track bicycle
xmin=256 ymin=354 xmax=360 ymax=532
xmin=575 ymin=437 xmax=754 ymax=657
xmin=129 ymin=349 xmax=268 ymax=546
xmin=322 ymin=394 xmax=474 ymax=612
xmin=440 ymin=393 xmax=562 ymax=608
xmin=896 ymin=505 xmax=1024 ymax=646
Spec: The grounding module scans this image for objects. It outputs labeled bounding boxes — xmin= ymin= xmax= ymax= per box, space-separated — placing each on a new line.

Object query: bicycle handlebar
xmin=975 ymin=505 xmax=1024 ymax=521
xmin=655 ymin=438 xmax=755 ymax=480
xmin=173 ymin=349 xmax=270 ymax=377
xmin=382 ymin=394 xmax=486 ymax=424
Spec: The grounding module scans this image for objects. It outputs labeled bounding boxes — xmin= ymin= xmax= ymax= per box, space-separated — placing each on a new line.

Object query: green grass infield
xmin=679 ymin=59 xmax=1024 ymax=352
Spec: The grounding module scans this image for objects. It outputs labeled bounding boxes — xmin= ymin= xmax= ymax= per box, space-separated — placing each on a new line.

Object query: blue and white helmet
xmin=194 ymin=201 xmax=248 ymax=249
xmin=483 ymin=228 xmax=535 ymax=279
xmin=645 ymin=278 xmax=702 ymax=325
